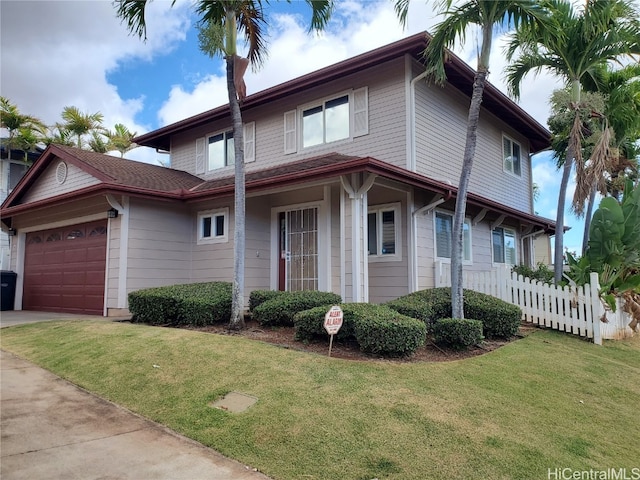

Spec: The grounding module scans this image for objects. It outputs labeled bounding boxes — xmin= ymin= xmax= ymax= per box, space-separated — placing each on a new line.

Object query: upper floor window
xmin=197 ymin=208 xmax=229 ymax=245
xmin=195 ymin=122 xmax=255 ymax=175
xmin=284 ymin=87 xmax=368 ymax=154
xmin=434 ymin=211 xmax=472 ymax=262
xmin=208 ymin=131 xmax=234 ymax=171
xmin=303 ymin=95 xmax=350 ymax=148
xmin=503 ymin=135 xmax=521 ymax=176
xmin=492 ymin=227 xmax=517 ymax=264
xmin=368 ymin=203 xmax=401 ymax=262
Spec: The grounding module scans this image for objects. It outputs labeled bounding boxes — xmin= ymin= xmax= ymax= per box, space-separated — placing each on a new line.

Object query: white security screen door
xmin=279 ymin=207 xmax=318 ymax=291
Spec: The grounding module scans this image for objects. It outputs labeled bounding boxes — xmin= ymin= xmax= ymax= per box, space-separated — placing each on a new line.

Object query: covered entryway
xmin=278 ymin=207 xmax=319 ymax=291
xmin=23 ymin=220 xmax=107 ymax=314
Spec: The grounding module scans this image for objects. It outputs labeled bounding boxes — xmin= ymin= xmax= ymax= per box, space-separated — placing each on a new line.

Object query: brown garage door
xmin=23 ymin=220 xmax=107 ymax=315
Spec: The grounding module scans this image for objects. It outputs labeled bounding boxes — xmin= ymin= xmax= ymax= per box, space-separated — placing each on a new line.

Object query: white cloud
xmin=0 ymin=0 xmax=190 ymax=140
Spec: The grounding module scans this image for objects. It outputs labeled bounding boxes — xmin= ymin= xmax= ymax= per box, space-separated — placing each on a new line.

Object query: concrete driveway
xmin=0 ymin=310 xmax=115 ymax=328
xmin=0 ymin=311 xmax=271 ymax=480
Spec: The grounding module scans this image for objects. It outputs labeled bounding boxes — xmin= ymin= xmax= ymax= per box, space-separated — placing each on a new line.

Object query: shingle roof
xmin=191 ymin=153 xmax=359 ymax=193
xmin=52 ymin=145 xmax=203 ymax=192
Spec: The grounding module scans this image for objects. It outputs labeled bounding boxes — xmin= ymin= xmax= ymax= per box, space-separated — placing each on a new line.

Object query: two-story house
xmin=0 ymin=33 xmax=555 ymax=316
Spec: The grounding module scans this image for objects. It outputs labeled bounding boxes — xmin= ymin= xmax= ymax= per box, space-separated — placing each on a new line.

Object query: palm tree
xmin=59 ymin=106 xmax=105 ymax=149
xmin=115 ymin=0 xmax=334 ymax=330
xmin=105 ymin=123 xmax=138 ymax=158
xmin=43 ymin=125 xmax=75 ymax=147
xmin=394 ymin=0 xmax=549 ymax=319
xmin=579 ymin=63 xmax=640 ymax=251
xmin=505 ymin=0 xmax=640 ymax=282
xmin=0 ymin=96 xmax=46 ymax=162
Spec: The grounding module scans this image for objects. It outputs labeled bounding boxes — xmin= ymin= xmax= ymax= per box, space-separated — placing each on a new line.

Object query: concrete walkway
xmin=0 ymin=313 xmax=270 ymax=480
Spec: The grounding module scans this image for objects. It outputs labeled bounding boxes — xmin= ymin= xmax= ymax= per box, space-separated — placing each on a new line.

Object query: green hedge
xmin=294 ymin=303 xmax=425 ymax=357
xmin=252 ymin=290 xmax=342 ymax=326
xmin=433 ymin=318 xmax=484 ymax=349
xmin=249 ymin=290 xmax=286 ymax=312
xmin=128 ymin=282 xmax=232 ymax=326
xmin=386 ymin=287 xmax=521 ymax=338
xmin=354 ymin=310 xmax=426 ymax=357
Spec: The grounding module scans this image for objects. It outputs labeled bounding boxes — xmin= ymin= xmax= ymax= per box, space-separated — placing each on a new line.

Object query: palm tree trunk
xmin=554 ymin=79 xmax=582 ymax=283
xmin=554 ymin=155 xmax=572 ymax=283
xmin=581 ymin=185 xmax=597 ymax=255
xmin=227 ymin=54 xmax=246 ymax=331
xmin=451 ymin=67 xmax=488 ymax=319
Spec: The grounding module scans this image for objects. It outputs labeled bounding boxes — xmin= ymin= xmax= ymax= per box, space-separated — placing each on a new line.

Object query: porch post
xmin=340 ymin=173 xmax=376 ymax=303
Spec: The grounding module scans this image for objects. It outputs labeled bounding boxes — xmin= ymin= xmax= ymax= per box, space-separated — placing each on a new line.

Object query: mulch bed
xmin=179 ymin=319 xmax=538 ymax=363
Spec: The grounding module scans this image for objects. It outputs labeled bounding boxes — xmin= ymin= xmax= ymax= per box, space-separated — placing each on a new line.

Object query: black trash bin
xmin=1 ymin=271 xmax=17 ymax=311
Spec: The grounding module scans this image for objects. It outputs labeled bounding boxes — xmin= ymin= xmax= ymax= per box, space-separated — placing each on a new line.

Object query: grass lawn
xmin=1 ymin=320 xmax=638 ymax=480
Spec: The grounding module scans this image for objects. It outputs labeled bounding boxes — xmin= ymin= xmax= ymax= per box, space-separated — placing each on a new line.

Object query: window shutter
xmin=244 ymin=122 xmax=255 ymax=163
xmin=284 ymin=110 xmax=297 ymax=154
xmin=195 ymin=137 xmax=206 ymax=174
xmin=353 ymin=87 xmax=369 ymax=137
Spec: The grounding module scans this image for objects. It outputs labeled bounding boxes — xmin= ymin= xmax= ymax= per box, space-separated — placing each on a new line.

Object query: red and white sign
xmin=324 ymin=305 xmax=343 ymax=335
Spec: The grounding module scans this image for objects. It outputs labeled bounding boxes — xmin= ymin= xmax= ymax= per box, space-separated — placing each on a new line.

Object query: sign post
xmin=324 ymin=305 xmax=343 ymax=357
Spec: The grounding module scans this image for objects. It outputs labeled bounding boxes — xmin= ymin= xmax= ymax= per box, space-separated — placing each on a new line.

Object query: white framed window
xmin=197 ymin=208 xmax=229 ymax=245
xmin=367 ymin=203 xmax=401 ymax=262
xmin=196 ymin=122 xmax=255 ymax=174
xmin=284 ymin=87 xmax=368 ymax=154
xmin=208 ymin=130 xmax=234 ymax=171
xmin=434 ymin=211 xmax=472 ymax=263
xmin=503 ymin=135 xmax=522 ymax=176
xmin=492 ymin=227 xmax=517 ymax=265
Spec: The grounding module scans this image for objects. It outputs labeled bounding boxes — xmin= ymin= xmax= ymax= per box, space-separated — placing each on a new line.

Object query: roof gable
xmin=1 ymin=144 xmax=204 ymax=211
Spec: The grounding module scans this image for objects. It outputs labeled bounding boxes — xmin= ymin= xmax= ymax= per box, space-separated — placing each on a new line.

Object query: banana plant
xmin=566 ymin=179 xmax=640 ymax=329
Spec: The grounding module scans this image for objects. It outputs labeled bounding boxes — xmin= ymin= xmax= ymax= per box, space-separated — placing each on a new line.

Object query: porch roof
xmin=1 ymin=146 xmax=556 ymax=235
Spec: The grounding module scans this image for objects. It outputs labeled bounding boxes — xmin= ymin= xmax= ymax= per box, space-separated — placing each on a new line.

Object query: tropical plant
xmin=115 ymin=0 xmax=334 ymax=330
xmin=579 ymin=63 xmax=640 ymax=250
xmin=59 ymin=106 xmax=105 ymax=149
xmin=105 ymin=123 xmax=138 ymax=157
xmin=566 ymin=179 xmax=640 ymax=331
xmin=394 ymin=0 xmax=549 ymax=319
xmin=0 ymin=96 xmax=46 ymax=162
xmin=506 ymin=0 xmax=640 ymax=283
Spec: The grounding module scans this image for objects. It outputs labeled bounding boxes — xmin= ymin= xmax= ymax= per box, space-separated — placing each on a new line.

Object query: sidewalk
xmin=0 ymin=350 xmax=270 ymax=480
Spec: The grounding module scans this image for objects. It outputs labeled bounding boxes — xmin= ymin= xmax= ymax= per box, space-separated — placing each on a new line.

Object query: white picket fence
xmin=434 ymin=261 xmax=634 ymax=345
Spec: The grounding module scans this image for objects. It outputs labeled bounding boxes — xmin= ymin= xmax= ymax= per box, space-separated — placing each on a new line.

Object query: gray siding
xmin=126 ymin=199 xmax=192 ymax=292
xmin=367 ymin=185 xmax=409 ymax=303
xmin=413 ymin=64 xmax=533 ymax=214
xmin=170 ymin=57 xmax=408 ymax=177
xmin=22 ymin=160 xmax=100 ymax=203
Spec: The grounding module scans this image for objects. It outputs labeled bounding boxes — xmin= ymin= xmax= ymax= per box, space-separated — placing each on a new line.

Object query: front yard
xmin=1 ymin=320 xmax=638 ymax=479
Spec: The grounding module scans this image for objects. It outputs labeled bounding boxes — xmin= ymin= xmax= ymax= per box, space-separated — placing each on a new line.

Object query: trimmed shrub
xmin=386 ymin=287 xmax=521 ymax=339
xmin=128 ymin=282 xmax=232 ymax=326
xmin=249 ymin=290 xmax=286 ymax=312
xmin=433 ymin=318 xmax=483 ymax=349
xmin=294 ymin=303 xmax=425 ymax=357
xmin=293 ymin=303 xmax=363 ymax=341
xmin=354 ymin=309 xmax=426 ymax=357
xmin=252 ymin=290 xmax=342 ymax=326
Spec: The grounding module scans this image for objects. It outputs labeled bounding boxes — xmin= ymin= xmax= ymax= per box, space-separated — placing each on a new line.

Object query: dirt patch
xmin=183 ymin=320 xmax=538 ymax=363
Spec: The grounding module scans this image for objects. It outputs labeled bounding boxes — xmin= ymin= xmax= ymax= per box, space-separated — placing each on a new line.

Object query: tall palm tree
xmin=505 ymin=0 xmax=640 ymax=283
xmin=0 ymin=96 xmax=46 ymax=162
xmin=394 ymin=0 xmax=549 ymax=319
xmin=59 ymin=106 xmax=105 ymax=150
xmin=115 ymin=0 xmax=334 ymax=330
xmin=105 ymin=123 xmax=138 ymax=158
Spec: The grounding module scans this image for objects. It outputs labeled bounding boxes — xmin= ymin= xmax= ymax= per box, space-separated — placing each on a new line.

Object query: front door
xmin=278 ymin=207 xmax=318 ymax=291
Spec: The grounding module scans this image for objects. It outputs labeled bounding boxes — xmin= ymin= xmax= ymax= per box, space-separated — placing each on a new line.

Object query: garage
xmin=23 ymin=220 xmax=107 ymax=315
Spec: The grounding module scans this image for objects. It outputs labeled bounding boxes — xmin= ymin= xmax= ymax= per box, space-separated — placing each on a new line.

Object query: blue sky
xmin=1 ymin=0 xmax=590 ymax=253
